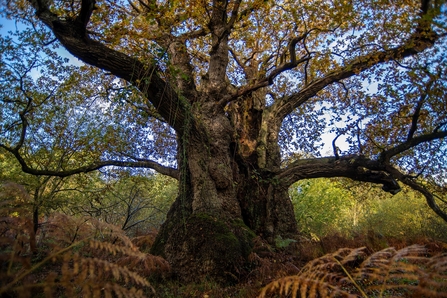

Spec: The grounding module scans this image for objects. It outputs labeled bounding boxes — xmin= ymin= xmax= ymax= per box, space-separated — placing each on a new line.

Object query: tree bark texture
xmin=150 ymin=98 xmax=298 ymax=283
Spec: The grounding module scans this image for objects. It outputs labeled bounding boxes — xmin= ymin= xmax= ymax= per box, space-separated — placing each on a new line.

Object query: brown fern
xmin=131 ymin=229 xmax=159 ymax=253
xmin=247 ymin=237 xmax=300 ymax=283
xmin=0 ymin=183 xmax=168 ymax=297
xmin=116 ymin=253 xmax=171 ymax=278
xmin=259 ymin=245 xmax=447 ymax=297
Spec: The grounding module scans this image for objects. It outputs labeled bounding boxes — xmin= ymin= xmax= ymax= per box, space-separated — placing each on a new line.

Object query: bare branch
xmin=227 ymin=0 xmax=242 ymax=30
xmin=229 ymin=47 xmax=246 ymax=73
xmin=15 ymin=112 xmax=28 ymax=152
xmin=434 ymin=121 xmax=447 ymax=132
xmin=380 ymin=130 xmax=447 ymax=163
xmin=407 ymin=95 xmax=426 ymax=141
xmin=137 ymin=0 xmax=152 ymax=11
xmin=127 ymin=0 xmax=141 ymax=13
xmin=355 ymin=121 xmax=364 ymax=154
xmin=76 ymin=0 xmax=97 ymax=30
xmin=11 ymin=75 xmax=42 ymax=151
xmin=407 ymin=79 xmax=434 ymax=141
xmin=385 ymin=165 xmax=447 ymax=222
xmin=332 ymin=134 xmax=341 ymax=160
xmin=218 ymin=57 xmax=310 ymax=108
xmin=220 ymin=32 xmax=311 ymax=105
xmin=179 ymin=27 xmax=207 ymax=41
xmin=226 ymin=0 xmax=261 ymax=32
xmin=0 ymin=145 xmax=179 ymax=179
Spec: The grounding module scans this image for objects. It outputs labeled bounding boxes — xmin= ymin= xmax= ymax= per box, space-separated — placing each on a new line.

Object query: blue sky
xmin=0 ymin=15 xmax=18 ymax=33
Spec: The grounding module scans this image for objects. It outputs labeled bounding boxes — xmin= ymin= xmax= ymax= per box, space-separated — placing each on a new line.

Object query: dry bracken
xmin=259 ymin=245 xmax=447 ymax=297
xmin=0 ymin=183 xmax=167 ymax=297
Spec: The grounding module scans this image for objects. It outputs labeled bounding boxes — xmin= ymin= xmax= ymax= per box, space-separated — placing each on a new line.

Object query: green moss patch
xmin=162 ymin=213 xmax=256 ymax=284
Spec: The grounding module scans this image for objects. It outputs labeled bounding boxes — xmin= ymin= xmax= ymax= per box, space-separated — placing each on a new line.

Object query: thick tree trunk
xmin=237 ymin=175 xmax=297 ymax=243
xmin=151 ymin=100 xmax=298 ymax=284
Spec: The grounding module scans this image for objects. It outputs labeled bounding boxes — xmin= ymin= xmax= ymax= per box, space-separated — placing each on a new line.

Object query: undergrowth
xmin=2 ymin=182 xmax=447 ymax=297
xmin=259 ymin=245 xmax=447 ymax=297
xmin=0 ymin=182 xmax=170 ymax=298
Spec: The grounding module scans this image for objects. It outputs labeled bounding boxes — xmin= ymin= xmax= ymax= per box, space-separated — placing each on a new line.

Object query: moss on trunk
xmin=153 ymin=212 xmax=255 ymax=284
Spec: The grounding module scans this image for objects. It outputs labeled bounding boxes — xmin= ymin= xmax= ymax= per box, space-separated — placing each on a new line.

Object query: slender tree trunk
xmin=33 ymin=190 xmax=40 ymax=234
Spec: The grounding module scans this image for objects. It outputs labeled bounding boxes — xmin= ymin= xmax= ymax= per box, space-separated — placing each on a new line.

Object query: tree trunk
xmin=237 ymin=175 xmax=297 ymax=244
xmin=151 ymin=99 xmax=298 ymax=284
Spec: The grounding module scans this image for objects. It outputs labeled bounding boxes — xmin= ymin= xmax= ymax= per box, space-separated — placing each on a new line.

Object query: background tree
xmin=62 ymin=171 xmax=177 ymax=235
xmin=290 ymin=178 xmax=353 ymax=238
xmin=0 ymin=149 xmax=72 ymax=234
xmin=2 ymin=0 xmax=447 ymax=283
xmin=290 ymin=177 xmax=447 ymax=241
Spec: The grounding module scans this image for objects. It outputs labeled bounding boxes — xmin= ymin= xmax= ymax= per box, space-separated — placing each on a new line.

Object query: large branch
xmin=226 ymin=57 xmax=310 ymax=103
xmin=206 ymin=0 xmax=231 ymax=96
xmin=275 ymin=155 xmax=400 ymax=194
xmin=277 ymin=128 xmax=447 ymax=190
xmin=406 ymin=73 xmax=436 ymax=141
xmin=1 ymin=90 xmax=179 ymax=179
xmin=276 ymin=125 xmax=447 ymax=222
xmin=271 ymin=0 xmax=440 ymax=121
xmin=28 ymin=0 xmax=188 ymax=132
xmin=0 ymin=144 xmax=179 ymax=179
xmin=164 ymin=39 xmax=198 ymax=100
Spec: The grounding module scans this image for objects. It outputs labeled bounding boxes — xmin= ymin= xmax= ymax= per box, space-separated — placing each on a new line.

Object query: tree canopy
xmin=1 ymin=0 xmax=447 ymax=283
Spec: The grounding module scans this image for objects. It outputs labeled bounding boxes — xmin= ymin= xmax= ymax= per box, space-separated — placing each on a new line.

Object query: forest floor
xmin=150 ymin=232 xmax=447 ymax=298
xmin=1 ymin=210 xmax=446 ymax=297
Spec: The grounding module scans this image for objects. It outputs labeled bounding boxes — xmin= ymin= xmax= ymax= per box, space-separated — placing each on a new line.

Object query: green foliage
xmin=361 ymin=188 xmax=447 ymax=241
xmin=290 ymin=178 xmax=447 ymax=241
xmin=61 ymin=171 xmax=178 ymax=236
xmin=274 ymin=236 xmax=297 ymax=249
xmin=1 ymin=148 xmax=177 ymax=236
xmin=290 ymin=178 xmax=354 ymax=237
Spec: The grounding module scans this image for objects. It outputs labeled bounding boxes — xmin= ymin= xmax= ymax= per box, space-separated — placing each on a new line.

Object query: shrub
xmin=0 ymin=183 xmax=170 ymax=297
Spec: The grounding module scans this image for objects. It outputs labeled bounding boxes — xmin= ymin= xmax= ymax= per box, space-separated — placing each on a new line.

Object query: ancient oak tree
xmin=2 ymin=0 xmax=447 ymax=282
